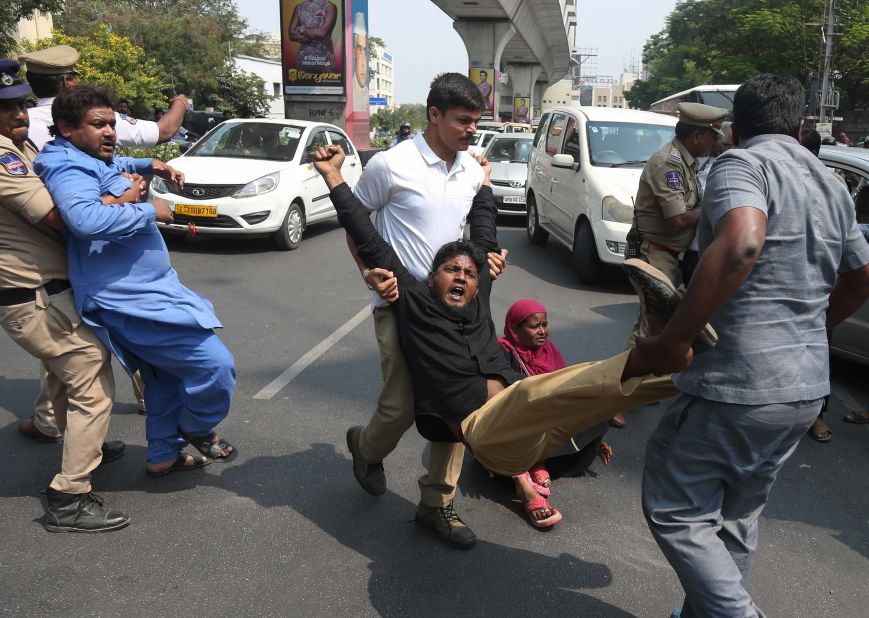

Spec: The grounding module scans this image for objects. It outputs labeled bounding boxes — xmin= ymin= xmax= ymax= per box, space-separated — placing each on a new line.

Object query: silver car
xmin=819 ymin=146 xmax=869 ymax=365
xmin=483 ymin=134 xmax=534 ymax=216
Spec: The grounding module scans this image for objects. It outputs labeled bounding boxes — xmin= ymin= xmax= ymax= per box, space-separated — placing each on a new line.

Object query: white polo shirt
xmin=354 ymin=132 xmax=485 ymax=307
xmin=27 ymin=97 xmax=161 ymax=150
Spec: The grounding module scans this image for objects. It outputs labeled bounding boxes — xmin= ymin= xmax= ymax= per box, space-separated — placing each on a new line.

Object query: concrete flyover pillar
xmin=453 ymin=20 xmax=515 ymax=120
xmin=505 ymin=63 xmax=542 ymax=121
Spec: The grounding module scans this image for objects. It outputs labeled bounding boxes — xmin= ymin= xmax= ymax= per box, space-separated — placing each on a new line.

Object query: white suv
xmin=526 ymin=106 xmax=678 ymax=284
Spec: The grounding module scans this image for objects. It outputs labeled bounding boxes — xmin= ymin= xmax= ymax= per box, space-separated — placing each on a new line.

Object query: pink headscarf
xmin=498 ymin=298 xmax=566 ymax=376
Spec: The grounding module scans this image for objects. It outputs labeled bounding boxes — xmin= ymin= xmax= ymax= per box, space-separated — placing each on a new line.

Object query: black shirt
xmin=330 ymin=183 xmax=524 ymax=438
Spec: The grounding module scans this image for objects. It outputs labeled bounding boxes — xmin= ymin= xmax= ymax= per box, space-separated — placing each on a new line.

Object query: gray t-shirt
xmin=674 ymin=134 xmax=869 ymax=404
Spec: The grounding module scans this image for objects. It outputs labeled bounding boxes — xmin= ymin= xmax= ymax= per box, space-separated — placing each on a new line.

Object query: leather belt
xmin=0 ymin=279 xmax=71 ymax=307
xmin=646 ymin=242 xmax=681 ymax=258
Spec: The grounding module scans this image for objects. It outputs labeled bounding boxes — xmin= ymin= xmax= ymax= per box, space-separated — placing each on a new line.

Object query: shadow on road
xmin=201 ymin=443 xmax=636 ymax=617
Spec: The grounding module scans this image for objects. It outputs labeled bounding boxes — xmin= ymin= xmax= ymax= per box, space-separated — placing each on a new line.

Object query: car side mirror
xmin=552 ymin=153 xmax=579 ymax=170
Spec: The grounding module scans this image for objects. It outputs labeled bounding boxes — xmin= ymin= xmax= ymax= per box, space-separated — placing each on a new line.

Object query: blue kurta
xmin=34 ymin=138 xmax=221 ymax=370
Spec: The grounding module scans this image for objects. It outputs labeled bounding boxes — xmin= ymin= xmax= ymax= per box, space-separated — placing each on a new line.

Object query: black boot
xmin=44 ymin=488 xmax=130 ymax=533
xmin=415 ymin=500 xmax=476 ymax=549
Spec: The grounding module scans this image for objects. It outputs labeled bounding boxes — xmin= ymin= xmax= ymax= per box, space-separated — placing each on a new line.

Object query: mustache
xmin=10 ymin=122 xmax=28 ymax=129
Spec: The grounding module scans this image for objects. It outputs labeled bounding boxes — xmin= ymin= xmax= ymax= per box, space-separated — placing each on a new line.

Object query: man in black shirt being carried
xmin=313 ymin=144 xmax=687 ymax=526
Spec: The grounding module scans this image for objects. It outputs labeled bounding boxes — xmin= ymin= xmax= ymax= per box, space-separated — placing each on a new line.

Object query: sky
xmin=238 ymin=0 xmax=677 ymax=104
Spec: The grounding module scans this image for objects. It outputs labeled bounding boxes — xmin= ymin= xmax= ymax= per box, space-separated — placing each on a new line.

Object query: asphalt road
xmin=1 ymin=220 xmax=867 ymax=617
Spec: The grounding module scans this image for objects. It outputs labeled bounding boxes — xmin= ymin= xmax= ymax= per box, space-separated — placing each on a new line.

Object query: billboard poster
xmin=513 ymin=96 xmax=530 ymax=124
xmin=469 ymin=67 xmax=495 ymax=120
xmin=345 ymin=0 xmax=370 ymax=147
xmin=579 ymin=84 xmax=593 ymax=107
xmin=280 ymin=0 xmax=345 ymax=95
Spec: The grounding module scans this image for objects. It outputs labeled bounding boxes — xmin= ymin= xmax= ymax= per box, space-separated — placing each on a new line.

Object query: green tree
xmin=626 ymin=0 xmax=868 ymax=114
xmin=209 ymin=62 xmax=270 ymax=118
xmin=0 ymin=1 xmax=63 ymax=58
xmin=371 ymin=104 xmax=428 ymax=135
xmin=22 ymin=25 xmax=166 ymax=115
xmin=55 ymin=0 xmax=259 ymax=104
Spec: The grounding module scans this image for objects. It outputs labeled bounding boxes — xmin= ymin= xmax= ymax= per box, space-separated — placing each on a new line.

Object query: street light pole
xmin=819 ymin=0 xmax=836 ymax=124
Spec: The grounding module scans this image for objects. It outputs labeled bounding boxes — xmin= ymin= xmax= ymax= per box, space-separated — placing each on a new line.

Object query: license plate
xmin=175 ymin=204 xmax=217 ymax=217
xmin=502 ymin=196 xmax=526 ymax=204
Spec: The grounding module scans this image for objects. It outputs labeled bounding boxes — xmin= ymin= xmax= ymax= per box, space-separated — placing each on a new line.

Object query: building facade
xmin=233 ymin=55 xmax=284 ymax=119
xmin=369 ymin=41 xmax=394 ymax=113
xmin=13 ymin=10 xmax=53 ymax=45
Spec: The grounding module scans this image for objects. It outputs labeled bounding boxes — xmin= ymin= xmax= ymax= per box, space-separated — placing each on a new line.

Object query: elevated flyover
xmin=430 ymin=0 xmax=576 ymax=121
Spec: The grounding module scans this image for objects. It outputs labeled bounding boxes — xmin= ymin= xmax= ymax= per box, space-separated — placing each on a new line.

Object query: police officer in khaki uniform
xmin=0 ymin=60 xmax=130 ymax=532
xmin=627 ymin=102 xmax=727 ymax=343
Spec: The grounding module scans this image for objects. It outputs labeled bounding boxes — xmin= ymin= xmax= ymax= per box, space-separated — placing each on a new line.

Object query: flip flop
xmin=843 ymin=410 xmax=869 ymax=424
xmin=513 ymin=471 xmax=550 ymax=497
xmin=146 ymin=453 xmax=211 ymax=478
xmin=523 ymin=495 xmax=562 ymax=529
xmin=808 ymin=418 xmax=832 ymax=442
xmin=179 ymin=429 xmax=237 ymax=461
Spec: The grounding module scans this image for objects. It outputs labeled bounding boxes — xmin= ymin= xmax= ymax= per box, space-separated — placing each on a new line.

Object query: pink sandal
xmin=523 ymin=495 xmax=562 ymax=528
xmin=529 ymin=466 xmax=551 ymax=489
xmin=512 ymin=471 xmax=550 ymax=496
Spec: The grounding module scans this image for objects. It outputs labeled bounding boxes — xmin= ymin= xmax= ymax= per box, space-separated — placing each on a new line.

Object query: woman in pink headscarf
xmin=498 ymin=299 xmax=612 ymax=528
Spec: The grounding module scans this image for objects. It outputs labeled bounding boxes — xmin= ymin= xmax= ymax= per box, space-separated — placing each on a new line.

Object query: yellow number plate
xmin=175 ymin=204 xmax=217 ymax=217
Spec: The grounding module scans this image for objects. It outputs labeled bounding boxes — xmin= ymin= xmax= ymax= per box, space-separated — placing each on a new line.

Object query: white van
xmin=526 ymin=106 xmax=678 ymax=284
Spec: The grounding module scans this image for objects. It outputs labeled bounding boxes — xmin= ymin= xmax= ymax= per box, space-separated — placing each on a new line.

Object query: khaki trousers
xmin=628 ymin=244 xmax=683 ymax=346
xmin=358 ymin=306 xmax=465 ymax=507
xmin=0 ymin=288 xmax=114 ymax=493
xmin=461 ymin=350 xmax=676 ymax=477
xmin=35 ymin=369 xmax=145 ymax=431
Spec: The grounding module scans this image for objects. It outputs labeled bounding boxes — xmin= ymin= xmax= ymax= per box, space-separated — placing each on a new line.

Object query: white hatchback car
xmin=526 ymin=106 xmax=678 ymax=284
xmin=482 ymin=133 xmax=534 ymax=216
xmin=149 ymin=119 xmax=362 ymax=250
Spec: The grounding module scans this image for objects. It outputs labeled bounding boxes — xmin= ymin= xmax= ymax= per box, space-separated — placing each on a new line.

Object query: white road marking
xmin=252 ymin=305 xmax=371 ymax=400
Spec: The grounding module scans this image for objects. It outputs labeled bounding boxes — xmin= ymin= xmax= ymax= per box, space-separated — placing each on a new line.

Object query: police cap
xmin=0 ymin=59 xmax=32 ymax=100
xmin=18 ymin=45 xmax=81 ymax=76
xmin=677 ymin=102 xmax=728 ymax=136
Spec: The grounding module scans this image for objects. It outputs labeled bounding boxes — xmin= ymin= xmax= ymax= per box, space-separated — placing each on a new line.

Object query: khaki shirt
xmin=0 ymin=134 xmax=67 ymax=289
xmin=633 ymin=138 xmax=699 ymax=252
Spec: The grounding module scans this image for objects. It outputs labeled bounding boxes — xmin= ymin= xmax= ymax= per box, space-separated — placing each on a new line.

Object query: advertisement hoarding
xmin=513 ymin=97 xmax=530 ymax=124
xmin=345 ymin=0 xmax=370 ymax=147
xmin=280 ymin=0 xmax=345 ymax=95
xmin=469 ymin=67 xmax=495 ymax=121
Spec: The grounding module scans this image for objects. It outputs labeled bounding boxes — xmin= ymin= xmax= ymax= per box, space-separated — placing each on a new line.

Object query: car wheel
xmin=526 ymin=193 xmax=548 ymax=245
xmin=271 ymin=202 xmax=304 ymax=251
xmin=573 ymin=218 xmax=604 ymax=285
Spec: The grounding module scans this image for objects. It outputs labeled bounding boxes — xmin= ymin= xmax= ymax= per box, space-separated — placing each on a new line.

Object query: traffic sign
xmin=369 ymin=97 xmax=388 ymax=106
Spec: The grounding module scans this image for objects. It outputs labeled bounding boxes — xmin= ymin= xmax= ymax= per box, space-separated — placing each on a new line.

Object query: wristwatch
xmin=361 ymin=268 xmax=374 ymax=290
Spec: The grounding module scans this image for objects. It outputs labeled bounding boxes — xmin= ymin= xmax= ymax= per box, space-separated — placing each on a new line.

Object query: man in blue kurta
xmin=34 ymin=86 xmax=236 ymax=476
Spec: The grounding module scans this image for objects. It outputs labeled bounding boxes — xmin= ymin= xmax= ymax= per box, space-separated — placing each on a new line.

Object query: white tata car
xmin=149 ymin=119 xmax=362 ymax=250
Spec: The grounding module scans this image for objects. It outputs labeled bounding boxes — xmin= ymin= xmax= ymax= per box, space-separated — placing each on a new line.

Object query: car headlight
xmin=151 ymin=176 xmax=168 ymax=193
xmin=232 ymin=172 xmax=280 ymax=199
xmin=601 ymin=195 xmax=634 ymax=223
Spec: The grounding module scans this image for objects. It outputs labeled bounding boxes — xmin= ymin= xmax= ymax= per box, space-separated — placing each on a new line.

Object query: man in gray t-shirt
xmin=639 ymin=75 xmax=869 ymax=617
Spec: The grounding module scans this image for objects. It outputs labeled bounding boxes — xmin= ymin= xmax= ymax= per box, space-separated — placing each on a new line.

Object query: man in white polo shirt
xmin=19 ymin=45 xmax=188 ymax=150
xmin=345 ymin=72 xmax=506 ymax=549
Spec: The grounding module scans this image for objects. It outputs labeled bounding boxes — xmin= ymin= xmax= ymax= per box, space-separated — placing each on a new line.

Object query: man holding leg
xmin=641 ymin=74 xmax=869 ymax=617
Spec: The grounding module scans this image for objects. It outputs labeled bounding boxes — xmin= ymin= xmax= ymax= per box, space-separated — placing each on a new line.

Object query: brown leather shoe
xmin=17 ymin=416 xmax=62 ymax=443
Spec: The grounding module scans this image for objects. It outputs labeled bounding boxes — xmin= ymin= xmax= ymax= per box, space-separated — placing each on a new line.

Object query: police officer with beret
xmin=0 ymin=59 xmax=130 ymax=532
xmin=18 ymin=44 xmax=189 ymax=150
xmin=627 ymin=101 xmax=727 ymax=344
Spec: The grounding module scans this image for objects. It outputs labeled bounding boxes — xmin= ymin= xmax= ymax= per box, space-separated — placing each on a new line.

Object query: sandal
xmin=146 ymin=453 xmax=210 ymax=478
xmin=843 ymin=410 xmax=869 ymax=424
xmin=609 ymin=413 xmax=627 ymax=429
xmin=523 ymin=495 xmax=562 ymax=528
xmin=179 ymin=429 xmax=236 ymax=461
xmin=529 ymin=466 xmax=551 ymax=489
xmin=808 ymin=418 xmax=832 ymax=442
xmin=512 ymin=471 xmax=550 ymax=497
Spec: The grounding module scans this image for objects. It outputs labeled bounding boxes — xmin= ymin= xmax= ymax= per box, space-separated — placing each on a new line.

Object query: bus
xmin=649 ymin=84 xmax=741 ymax=117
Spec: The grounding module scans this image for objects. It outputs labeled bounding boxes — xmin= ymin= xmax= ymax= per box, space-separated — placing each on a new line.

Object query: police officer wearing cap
xmin=0 ymin=59 xmax=130 ymax=532
xmin=626 ymin=102 xmax=727 ymax=344
xmin=18 ymin=44 xmax=189 ymax=150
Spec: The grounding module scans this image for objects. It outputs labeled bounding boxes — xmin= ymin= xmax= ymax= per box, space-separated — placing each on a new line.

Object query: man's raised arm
xmin=313 ymin=145 xmax=415 ymax=293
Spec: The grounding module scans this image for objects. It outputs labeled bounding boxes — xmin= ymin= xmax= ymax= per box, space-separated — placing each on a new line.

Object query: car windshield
xmin=185 ymin=122 xmax=304 ymax=161
xmin=487 ymin=137 xmax=533 ymax=163
xmin=586 ymin=121 xmax=676 ymax=167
